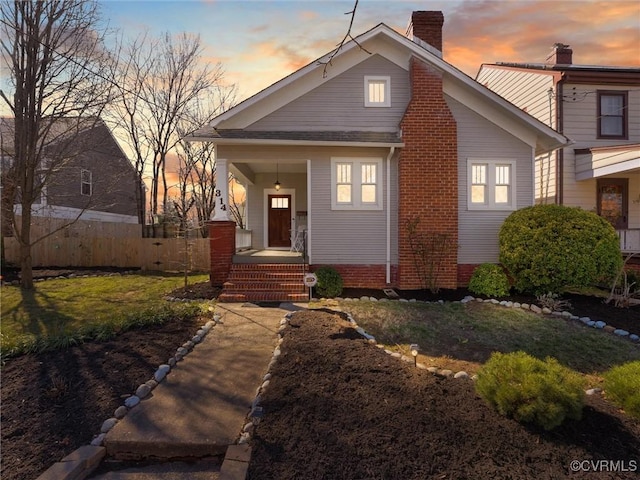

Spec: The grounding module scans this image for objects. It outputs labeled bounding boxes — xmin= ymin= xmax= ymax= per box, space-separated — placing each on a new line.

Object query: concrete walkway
xmin=88 ymin=303 xmax=289 ymax=480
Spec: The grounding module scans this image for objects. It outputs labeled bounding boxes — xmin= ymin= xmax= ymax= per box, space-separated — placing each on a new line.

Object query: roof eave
xmin=185 ymin=136 xmax=404 ymax=149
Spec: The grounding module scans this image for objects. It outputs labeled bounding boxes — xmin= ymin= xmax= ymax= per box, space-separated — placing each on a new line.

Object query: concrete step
xmin=218 ymin=292 xmax=309 ymax=303
xmin=223 ymin=281 xmax=306 ymax=293
xmin=89 ymin=458 xmax=222 ymax=479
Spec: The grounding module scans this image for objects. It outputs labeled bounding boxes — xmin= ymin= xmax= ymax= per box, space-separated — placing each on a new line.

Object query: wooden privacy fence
xmin=4 ymin=237 xmax=211 ymax=272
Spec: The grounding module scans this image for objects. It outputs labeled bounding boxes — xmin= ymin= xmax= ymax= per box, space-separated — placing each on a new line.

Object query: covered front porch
xmin=575 ymin=144 xmax=640 ymax=254
xmin=218 ymin=155 xmax=310 ymax=257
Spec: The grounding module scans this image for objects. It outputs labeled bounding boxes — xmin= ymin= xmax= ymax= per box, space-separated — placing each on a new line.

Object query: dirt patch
xmin=248 ymin=310 xmax=640 ymax=480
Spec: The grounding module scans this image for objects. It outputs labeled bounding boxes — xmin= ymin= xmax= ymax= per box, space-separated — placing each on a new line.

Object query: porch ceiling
xmin=575 ymin=144 xmax=640 ymax=181
xmin=230 ymin=160 xmax=307 ymax=185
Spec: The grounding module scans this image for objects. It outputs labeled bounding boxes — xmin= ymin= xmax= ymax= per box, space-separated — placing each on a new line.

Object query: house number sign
xmin=303 ymin=273 xmax=318 ymax=287
xmin=215 ymin=189 xmax=227 ymax=211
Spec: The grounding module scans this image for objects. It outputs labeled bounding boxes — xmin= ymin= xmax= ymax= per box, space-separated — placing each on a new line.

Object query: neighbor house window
xmin=364 ymin=76 xmax=390 ymax=107
xmin=81 ymin=169 xmax=92 ymax=196
xmin=331 ymin=158 xmax=383 ymax=210
xmin=598 ymin=91 xmax=627 ymax=139
xmin=467 ymin=159 xmax=516 ymax=210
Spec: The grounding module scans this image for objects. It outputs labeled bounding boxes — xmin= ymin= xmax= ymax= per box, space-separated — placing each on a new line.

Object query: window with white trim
xmin=81 ymin=169 xmax=92 ymax=196
xmin=331 ymin=158 xmax=383 ymax=210
xmin=467 ymin=159 xmax=516 ymax=210
xmin=364 ymin=76 xmax=390 ymax=107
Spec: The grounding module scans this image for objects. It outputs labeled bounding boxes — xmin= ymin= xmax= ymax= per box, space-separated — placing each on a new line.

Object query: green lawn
xmin=336 ymin=299 xmax=640 ymax=378
xmin=1 ymin=273 xmax=211 ymax=357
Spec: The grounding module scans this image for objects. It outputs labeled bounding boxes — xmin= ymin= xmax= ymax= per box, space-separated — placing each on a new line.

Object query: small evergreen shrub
xmin=468 ymin=263 xmax=510 ymax=297
xmin=314 ymin=266 xmax=344 ymax=298
xmin=499 ymin=205 xmax=622 ymax=294
xmin=603 ymin=361 xmax=640 ymax=420
xmin=476 ymin=351 xmax=585 ymax=430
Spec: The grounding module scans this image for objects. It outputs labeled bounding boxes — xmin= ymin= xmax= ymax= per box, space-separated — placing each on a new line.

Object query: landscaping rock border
xmin=325 ymin=294 xmax=640 ymax=343
xmin=35 ymin=314 xmax=219 ymax=480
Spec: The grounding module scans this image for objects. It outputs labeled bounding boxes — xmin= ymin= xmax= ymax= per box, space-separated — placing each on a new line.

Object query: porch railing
xmin=236 ymin=228 xmax=252 ymax=251
xmin=617 ymin=229 xmax=640 ymax=253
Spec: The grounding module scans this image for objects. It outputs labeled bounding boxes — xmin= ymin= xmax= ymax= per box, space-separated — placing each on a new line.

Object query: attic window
xmin=364 ymin=76 xmax=390 ymax=107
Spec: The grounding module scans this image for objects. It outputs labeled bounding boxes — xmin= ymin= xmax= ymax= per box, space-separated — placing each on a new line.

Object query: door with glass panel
xmin=268 ymin=194 xmax=292 ymax=247
xmin=597 ymin=178 xmax=628 ymax=229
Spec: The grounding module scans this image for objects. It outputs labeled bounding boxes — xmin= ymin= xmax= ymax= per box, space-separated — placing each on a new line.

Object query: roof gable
xmin=191 ymin=22 xmax=568 ymax=155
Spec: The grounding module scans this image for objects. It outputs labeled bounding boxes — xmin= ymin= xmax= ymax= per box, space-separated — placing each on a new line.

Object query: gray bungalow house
xmin=188 ymin=11 xmax=569 ymax=302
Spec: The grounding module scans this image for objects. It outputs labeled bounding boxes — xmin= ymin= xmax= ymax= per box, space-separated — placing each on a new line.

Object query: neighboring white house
xmin=477 ymin=44 xmax=640 ymax=253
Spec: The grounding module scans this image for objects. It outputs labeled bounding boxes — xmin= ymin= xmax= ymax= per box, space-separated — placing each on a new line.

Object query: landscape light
xmin=410 ymin=344 xmax=419 ymax=367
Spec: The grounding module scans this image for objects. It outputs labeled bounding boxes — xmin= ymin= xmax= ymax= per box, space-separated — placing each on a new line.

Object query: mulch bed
xmin=248 ymin=310 xmax=640 ymax=480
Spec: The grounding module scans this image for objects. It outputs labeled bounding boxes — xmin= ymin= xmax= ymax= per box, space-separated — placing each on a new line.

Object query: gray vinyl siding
xmin=247 ymin=55 xmax=410 ymax=132
xmin=447 ymin=96 xmax=535 ymax=264
xmin=477 ymin=67 xmax=559 ymax=204
xmin=310 ymin=149 xmax=398 ymax=265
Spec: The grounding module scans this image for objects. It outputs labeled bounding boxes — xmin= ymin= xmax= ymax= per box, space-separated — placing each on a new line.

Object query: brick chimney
xmin=547 ymin=43 xmax=573 ymax=65
xmin=407 ymin=11 xmax=444 ymax=56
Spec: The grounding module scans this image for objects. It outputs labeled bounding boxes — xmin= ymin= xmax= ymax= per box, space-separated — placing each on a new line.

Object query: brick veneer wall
xmin=311 ymin=264 xmax=399 ymax=290
xmin=457 ymin=264 xmax=479 ymax=286
xmin=208 ymin=221 xmax=236 ymax=287
xmin=397 ymin=57 xmax=459 ymax=290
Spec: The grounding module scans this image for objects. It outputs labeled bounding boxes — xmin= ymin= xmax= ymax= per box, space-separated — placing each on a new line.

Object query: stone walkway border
xmin=332 ymin=294 xmax=640 ymax=342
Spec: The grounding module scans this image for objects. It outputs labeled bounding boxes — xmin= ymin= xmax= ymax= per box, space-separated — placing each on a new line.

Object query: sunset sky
xmin=99 ymin=0 xmax=640 ymax=103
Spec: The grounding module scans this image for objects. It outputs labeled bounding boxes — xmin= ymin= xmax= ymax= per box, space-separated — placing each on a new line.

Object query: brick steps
xmin=219 ymin=263 xmax=309 ymax=303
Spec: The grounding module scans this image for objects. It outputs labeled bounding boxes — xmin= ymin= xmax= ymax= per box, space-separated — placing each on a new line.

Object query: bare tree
xmin=0 ymin=0 xmax=115 ymax=288
xmin=174 ymin=137 xmax=216 ymax=237
xmin=111 ymin=31 xmax=234 ymax=236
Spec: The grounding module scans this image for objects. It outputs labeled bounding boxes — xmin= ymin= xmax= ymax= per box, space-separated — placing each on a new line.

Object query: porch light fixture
xmin=274 ymin=162 xmax=281 ymax=191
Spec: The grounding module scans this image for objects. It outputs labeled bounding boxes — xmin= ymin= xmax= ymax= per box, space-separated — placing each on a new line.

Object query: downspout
xmin=556 ymin=76 xmax=565 ymax=204
xmin=386 ymin=146 xmax=395 ymax=284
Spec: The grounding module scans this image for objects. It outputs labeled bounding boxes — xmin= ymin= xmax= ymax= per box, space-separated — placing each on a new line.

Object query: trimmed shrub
xmin=468 ymin=263 xmax=510 ymax=297
xmin=476 ymin=351 xmax=585 ymax=431
xmin=603 ymin=361 xmax=640 ymax=420
xmin=499 ymin=205 xmax=622 ymax=294
xmin=314 ymin=266 xmax=343 ymax=298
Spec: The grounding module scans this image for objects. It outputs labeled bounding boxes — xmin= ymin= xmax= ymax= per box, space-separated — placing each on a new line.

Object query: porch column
xmin=209 ymin=157 xmax=235 ymax=287
xmin=212 ymin=157 xmax=231 ymax=221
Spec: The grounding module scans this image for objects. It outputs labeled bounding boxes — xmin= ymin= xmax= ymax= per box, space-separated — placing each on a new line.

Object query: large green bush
xmin=468 ymin=263 xmax=510 ymax=297
xmin=603 ymin=361 xmax=640 ymax=420
xmin=499 ymin=205 xmax=622 ymax=294
xmin=476 ymin=351 xmax=585 ymax=431
xmin=314 ymin=266 xmax=344 ymax=298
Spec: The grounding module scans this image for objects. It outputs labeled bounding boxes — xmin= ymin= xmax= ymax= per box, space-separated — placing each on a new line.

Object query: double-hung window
xmin=598 ymin=91 xmax=627 ymax=139
xmin=81 ymin=169 xmax=92 ymax=196
xmin=332 ymin=158 xmax=383 ymax=210
xmin=467 ymin=159 xmax=516 ymax=210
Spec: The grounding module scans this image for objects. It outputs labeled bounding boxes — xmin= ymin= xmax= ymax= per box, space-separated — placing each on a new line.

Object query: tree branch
xmin=317 ymin=0 xmax=371 ymax=78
